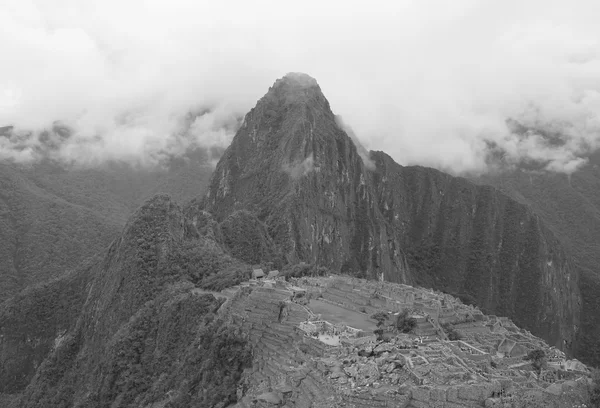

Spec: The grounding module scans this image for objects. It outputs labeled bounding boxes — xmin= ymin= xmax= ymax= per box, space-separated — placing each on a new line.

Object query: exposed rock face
xmin=204 ymin=73 xmax=580 ymax=353
xmin=370 ymin=153 xmax=580 ymax=351
xmin=475 ymin=163 xmax=600 ymax=366
xmin=204 ymin=72 xmax=410 ymax=280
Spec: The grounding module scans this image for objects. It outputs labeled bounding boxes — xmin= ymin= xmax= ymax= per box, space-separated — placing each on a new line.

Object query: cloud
xmin=335 ymin=115 xmax=376 ymax=170
xmin=1 ymin=0 xmax=600 ymax=174
xmin=283 ymin=155 xmax=315 ymax=179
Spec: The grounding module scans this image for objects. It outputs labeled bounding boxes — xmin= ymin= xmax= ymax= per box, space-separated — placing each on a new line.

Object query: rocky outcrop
xmin=202 ymin=73 xmax=581 ymax=354
xmin=204 ymin=73 xmax=411 ymax=279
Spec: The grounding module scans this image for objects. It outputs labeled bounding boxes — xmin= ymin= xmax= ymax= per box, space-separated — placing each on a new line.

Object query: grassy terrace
xmin=308 ymin=299 xmax=376 ymax=331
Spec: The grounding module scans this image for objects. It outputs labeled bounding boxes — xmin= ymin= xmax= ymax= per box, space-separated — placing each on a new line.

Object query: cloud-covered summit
xmin=1 ymin=0 xmax=600 ymax=173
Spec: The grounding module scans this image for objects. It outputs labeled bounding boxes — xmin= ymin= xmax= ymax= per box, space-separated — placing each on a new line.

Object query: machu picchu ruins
xmin=209 ymin=274 xmax=594 ymax=408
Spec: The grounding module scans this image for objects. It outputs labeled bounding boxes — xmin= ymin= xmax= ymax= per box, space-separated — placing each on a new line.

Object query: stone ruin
xmin=214 ymin=275 xmax=593 ymax=407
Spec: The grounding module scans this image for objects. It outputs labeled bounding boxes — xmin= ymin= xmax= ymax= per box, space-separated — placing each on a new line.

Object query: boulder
xmin=374 ymin=342 xmax=394 ymax=355
xmin=358 ymin=361 xmax=380 ymax=380
xmin=344 ymin=365 xmax=359 ymax=378
xmin=330 ymin=365 xmax=346 ymax=379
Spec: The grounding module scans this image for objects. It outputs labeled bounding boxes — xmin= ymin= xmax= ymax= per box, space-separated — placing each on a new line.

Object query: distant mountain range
xmin=0 ymin=154 xmax=214 ymax=304
xmin=0 ymin=73 xmax=598 ymax=407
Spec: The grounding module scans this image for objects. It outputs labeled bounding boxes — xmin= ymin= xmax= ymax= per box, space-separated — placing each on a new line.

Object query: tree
xmin=371 ymin=312 xmax=389 ymax=327
xmin=442 ymin=323 xmax=462 ymax=341
xmin=524 ymin=349 xmax=546 ymax=374
xmin=371 ymin=312 xmax=389 ymax=341
xmin=395 ymin=310 xmax=417 ymax=334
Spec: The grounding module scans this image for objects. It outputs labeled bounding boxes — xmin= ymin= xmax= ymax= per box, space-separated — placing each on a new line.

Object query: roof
xmin=267 ymin=270 xmax=280 ymax=279
xmin=252 ymin=268 xmax=265 ymax=278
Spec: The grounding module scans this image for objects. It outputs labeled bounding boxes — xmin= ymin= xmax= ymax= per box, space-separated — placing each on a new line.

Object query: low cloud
xmin=283 ymin=155 xmax=315 ymax=179
xmin=335 ymin=115 xmax=376 ymax=171
xmin=1 ymin=0 xmax=600 ymax=174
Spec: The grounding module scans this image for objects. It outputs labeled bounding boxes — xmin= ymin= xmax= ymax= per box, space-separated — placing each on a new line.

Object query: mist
xmin=1 ymin=0 xmax=600 ymax=174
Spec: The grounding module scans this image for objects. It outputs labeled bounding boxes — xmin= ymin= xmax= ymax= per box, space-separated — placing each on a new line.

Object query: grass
xmin=308 ymin=299 xmax=376 ymax=331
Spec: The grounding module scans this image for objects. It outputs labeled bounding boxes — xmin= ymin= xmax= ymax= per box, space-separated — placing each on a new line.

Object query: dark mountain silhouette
xmin=203 ymin=73 xmax=580 ymax=353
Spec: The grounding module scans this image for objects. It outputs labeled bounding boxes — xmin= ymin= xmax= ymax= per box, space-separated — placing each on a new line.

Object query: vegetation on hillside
xmin=395 ymin=310 xmax=417 ymax=334
xmin=15 ymin=289 xmax=251 ymax=408
xmin=441 ymin=323 xmax=462 ymax=341
xmin=168 ymin=238 xmax=249 ymax=290
xmin=282 ymin=263 xmax=329 ymax=279
xmin=0 ymin=258 xmax=96 ymax=393
xmin=371 ymin=312 xmax=389 ymax=341
xmin=524 ymin=349 xmax=547 ymax=374
xmin=219 ymin=210 xmax=283 ymax=267
xmin=3 ymin=194 xmax=253 ymax=407
xmin=0 ymin=156 xmax=214 ymax=304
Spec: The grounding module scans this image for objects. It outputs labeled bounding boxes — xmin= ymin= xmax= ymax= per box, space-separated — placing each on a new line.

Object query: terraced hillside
xmin=221 ymin=275 xmax=592 ymax=408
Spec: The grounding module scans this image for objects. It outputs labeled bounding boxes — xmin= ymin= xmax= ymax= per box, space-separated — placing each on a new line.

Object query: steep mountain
xmin=203 ymin=73 xmax=410 ymax=281
xmin=203 ymin=73 xmax=581 ymax=355
xmin=0 ymin=154 xmax=214 ymax=303
xmin=476 ymin=153 xmax=600 ymax=367
xmin=3 ymin=195 xmax=252 ymax=407
xmin=370 ymin=154 xmax=580 ymax=352
xmin=0 ymin=73 xmax=596 ymax=407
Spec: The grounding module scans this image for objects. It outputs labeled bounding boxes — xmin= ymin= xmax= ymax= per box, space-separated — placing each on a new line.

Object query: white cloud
xmin=1 ymin=0 xmax=600 ymax=173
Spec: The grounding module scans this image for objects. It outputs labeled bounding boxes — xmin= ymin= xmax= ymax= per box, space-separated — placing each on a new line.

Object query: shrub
xmin=524 ymin=349 xmax=547 ymax=374
xmin=442 ymin=323 xmax=462 ymax=341
xmin=395 ymin=310 xmax=417 ymax=333
xmin=371 ymin=311 xmax=389 ymax=340
xmin=282 ymin=263 xmax=329 ymax=279
xmin=371 ymin=312 xmax=389 ymax=327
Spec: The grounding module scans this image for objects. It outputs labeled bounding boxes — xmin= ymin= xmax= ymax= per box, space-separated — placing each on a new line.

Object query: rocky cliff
xmin=203 ymin=73 xmax=581 ymax=354
xmin=204 ymin=73 xmax=410 ymax=281
xmin=476 ymin=158 xmax=600 ymax=367
xmin=371 ymin=153 xmax=580 ymax=351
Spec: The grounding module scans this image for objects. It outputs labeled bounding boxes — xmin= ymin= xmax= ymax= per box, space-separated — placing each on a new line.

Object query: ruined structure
xmin=214 ymin=275 xmax=592 ymax=407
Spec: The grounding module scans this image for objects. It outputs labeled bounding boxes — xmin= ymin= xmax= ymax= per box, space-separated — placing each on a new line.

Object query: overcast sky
xmin=1 ymin=0 xmax=600 ymax=173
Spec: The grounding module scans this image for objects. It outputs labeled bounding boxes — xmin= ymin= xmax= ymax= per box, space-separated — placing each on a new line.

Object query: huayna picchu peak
xmin=0 ymin=73 xmax=597 ymax=408
xmin=204 ymin=74 xmax=580 ymax=355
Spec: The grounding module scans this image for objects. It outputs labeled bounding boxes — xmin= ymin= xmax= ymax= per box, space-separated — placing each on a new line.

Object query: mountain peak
xmin=261 ymin=72 xmax=325 ymax=109
xmin=275 ymin=72 xmax=319 ymax=89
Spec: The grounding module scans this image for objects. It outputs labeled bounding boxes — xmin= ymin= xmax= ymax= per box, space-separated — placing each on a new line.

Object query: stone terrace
xmin=221 ymin=276 xmax=591 ymax=407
